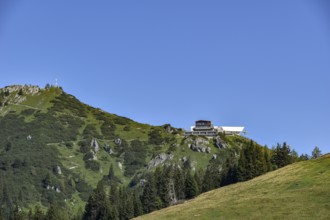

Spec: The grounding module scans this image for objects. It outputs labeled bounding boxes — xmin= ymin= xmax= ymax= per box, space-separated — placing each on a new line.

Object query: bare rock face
xmin=2 ymin=85 xmax=39 ymax=94
xmin=104 ymin=144 xmax=113 ymax=154
xmin=1 ymin=85 xmax=40 ymax=100
xmin=92 ymin=151 xmax=97 ymax=160
xmin=186 ymin=137 xmax=210 ymax=153
xmin=46 ymin=185 xmax=61 ymax=193
xmin=56 ymin=166 xmax=62 ymax=175
xmin=118 ymin=162 xmax=123 ymax=171
xmin=212 ymin=154 xmax=217 ymax=160
xmin=163 ymin=124 xmax=173 ymax=134
xmin=140 ymin=179 xmax=147 ymax=186
xmin=148 ymin=153 xmax=174 ymax=169
xmin=214 ymin=136 xmax=227 ymax=148
xmin=91 ymin=139 xmax=99 ymax=152
xmin=0 ymin=85 xmax=42 ymax=114
xmin=114 ymin=138 xmax=122 ymax=145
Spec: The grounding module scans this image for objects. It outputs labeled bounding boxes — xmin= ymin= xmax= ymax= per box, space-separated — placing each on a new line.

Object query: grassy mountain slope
xmin=0 ymin=85 xmax=257 ymax=214
xmin=135 ymin=154 xmax=330 ymax=220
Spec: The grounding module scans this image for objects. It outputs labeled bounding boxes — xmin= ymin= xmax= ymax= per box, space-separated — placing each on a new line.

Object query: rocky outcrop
xmin=46 ymin=185 xmax=61 ymax=193
xmin=91 ymin=151 xmax=97 ymax=160
xmin=115 ymin=138 xmax=122 ymax=145
xmin=186 ymin=137 xmax=211 ymax=153
xmin=148 ymin=153 xmax=174 ymax=168
xmin=104 ymin=144 xmax=113 ymax=154
xmin=0 ymin=85 xmax=43 ymax=114
xmin=140 ymin=179 xmax=147 ymax=186
xmin=118 ymin=162 xmax=123 ymax=171
xmin=56 ymin=165 xmax=62 ymax=175
xmin=163 ymin=124 xmax=173 ymax=134
xmin=1 ymin=85 xmax=40 ymax=95
xmin=91 ymin=139 xmax=99 ymax=152
xmin=214 ymin=136 xmax=227 ymax=149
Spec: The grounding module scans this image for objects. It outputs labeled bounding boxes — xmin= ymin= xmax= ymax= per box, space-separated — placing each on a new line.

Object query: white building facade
xmin=185 ymin=120 xmax=244 ymax=137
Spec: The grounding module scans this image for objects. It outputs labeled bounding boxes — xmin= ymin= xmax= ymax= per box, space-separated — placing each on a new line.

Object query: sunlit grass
xmin=136 ymin=154 xmax=330 ymax=220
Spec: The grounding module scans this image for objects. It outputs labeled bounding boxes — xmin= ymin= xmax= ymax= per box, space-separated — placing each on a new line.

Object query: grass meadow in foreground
xmin=135 ymin=154 xmax=330 ymax=220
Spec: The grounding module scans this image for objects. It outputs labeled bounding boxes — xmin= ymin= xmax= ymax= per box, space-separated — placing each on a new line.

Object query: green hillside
xmin=135 ymin=154 xmax=330 ymax=220
xmin=0 ymin=84 xmax=261 ymax=217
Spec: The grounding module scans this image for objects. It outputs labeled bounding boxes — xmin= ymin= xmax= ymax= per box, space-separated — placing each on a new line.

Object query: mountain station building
xmin=185 ymin=120 xmax=245 ymax=137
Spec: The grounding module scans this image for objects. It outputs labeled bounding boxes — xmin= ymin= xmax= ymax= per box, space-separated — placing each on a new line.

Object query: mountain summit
xmin=0 ymin=84 xmax=266 ymax=217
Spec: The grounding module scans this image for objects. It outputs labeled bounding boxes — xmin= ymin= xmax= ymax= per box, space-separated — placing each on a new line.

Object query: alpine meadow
xmin=0 ymin=85 xmax=327 ymax=219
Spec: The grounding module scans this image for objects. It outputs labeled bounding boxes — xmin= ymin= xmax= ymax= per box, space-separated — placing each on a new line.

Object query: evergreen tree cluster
xmin=236 ymin=141 xmax=272 ymax=182
xmin=1 ymin=140 xmax=312 ymax=220
xmin=0 ymin=204 xmax=73 ymax=220
xmin=271 ymin=142 xmax=293 ymax=169
xmin=80 ymin=141 xmax=303 ymax=220
xmin=82 ymin=163 xmax=202 ymax=220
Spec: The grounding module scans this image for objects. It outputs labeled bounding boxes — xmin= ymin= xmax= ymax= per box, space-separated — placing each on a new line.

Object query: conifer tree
xmin=33 ymin=205 xmax=45 ymax=220
xmin=290 ymin=149 xmax=299 ymax=162
xmin=202 ymin=162 xmax=221 ymax=192
xmin=221 ymin=156 xmax=238 ymax=186
xmin=28 ymin=209 xmax=33 ymax=220
xmin=299 ymin=153 xmax=310 ymax=161
xmin=173 ymin=166 xmax=185 ymax=200
xmin=72 ymin=208 xmax=84 ymax=220
xmin=236 ymin=141 xmax=273 ymax=182
xmin=83 ymin=182 xmax=109 ymax=220
xmin=264 ymin=148 xmax=273 ymax=172
xmin=244 ymin=141 xmax=255 ymax=179
xmin=237 ymin=149 xmax=247 ymax=182
xmin=141 ymin=174 xmax=158 ymax=214
xmin=1 ymin=184 xmax=13 ymax=219
xmin=185 ymin=172 xmax=198 ymax=199
xmin=133 ymin=191 xmax=143 ymax=217
xmin=271 ymin=142 xmax=292 ymax=168
xmin=312 ymin=146 xmax=322 ymax=159
xmin=254 ymin=144 xmax=266 ymax=176
xmin=121 ymin=188 xmax=134 ymax=220
xmin=109 ymin=206 xmax=119 ymax=220
xmin=108 ymin=164 xmax=115 ymax=180
xmin=107 ymin=185 xmax=119 ymax=219
xmin=194 ymin=168 xmax=204 ymax=195
xmin=155 ymin=165 xmax=173 ymax=207
xmin=11 ymin=205 xmax=27 ymax=220
xmin=109 ymin=185 xmax=119 ymax=206
xmin=46 ymin=205 xmax=69 ymax=220
xmin=105 ymin=164 xmax=120 ymax=185
xmin=117 ymin=187 xmax=125 ymax=220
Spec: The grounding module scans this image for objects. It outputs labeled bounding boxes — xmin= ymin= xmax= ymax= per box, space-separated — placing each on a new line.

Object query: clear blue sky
xmin=0 ymin=0 xmax=329 ymax=155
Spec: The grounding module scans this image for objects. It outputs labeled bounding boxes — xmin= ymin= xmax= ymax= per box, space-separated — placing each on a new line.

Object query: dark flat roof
xmin=196 ymin=120 xmax=211 ymax=123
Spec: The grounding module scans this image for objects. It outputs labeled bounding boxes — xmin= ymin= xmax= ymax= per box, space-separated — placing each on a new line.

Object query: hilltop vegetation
xmin=136 ymin=154 xmax=330 ymax=220
xmin=0 ymin=85 xmax=313 ymax=219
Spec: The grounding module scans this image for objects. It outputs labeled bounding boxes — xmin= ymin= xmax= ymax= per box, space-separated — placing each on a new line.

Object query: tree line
xmin=1 ymin=143 xmax=321 ymax=220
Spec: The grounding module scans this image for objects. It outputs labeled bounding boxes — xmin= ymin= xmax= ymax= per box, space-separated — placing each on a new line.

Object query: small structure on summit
xmin=185 ymin=120 xmax=244 ymax=137
xmin=185 ymin=120 xmax=217 ymax=137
